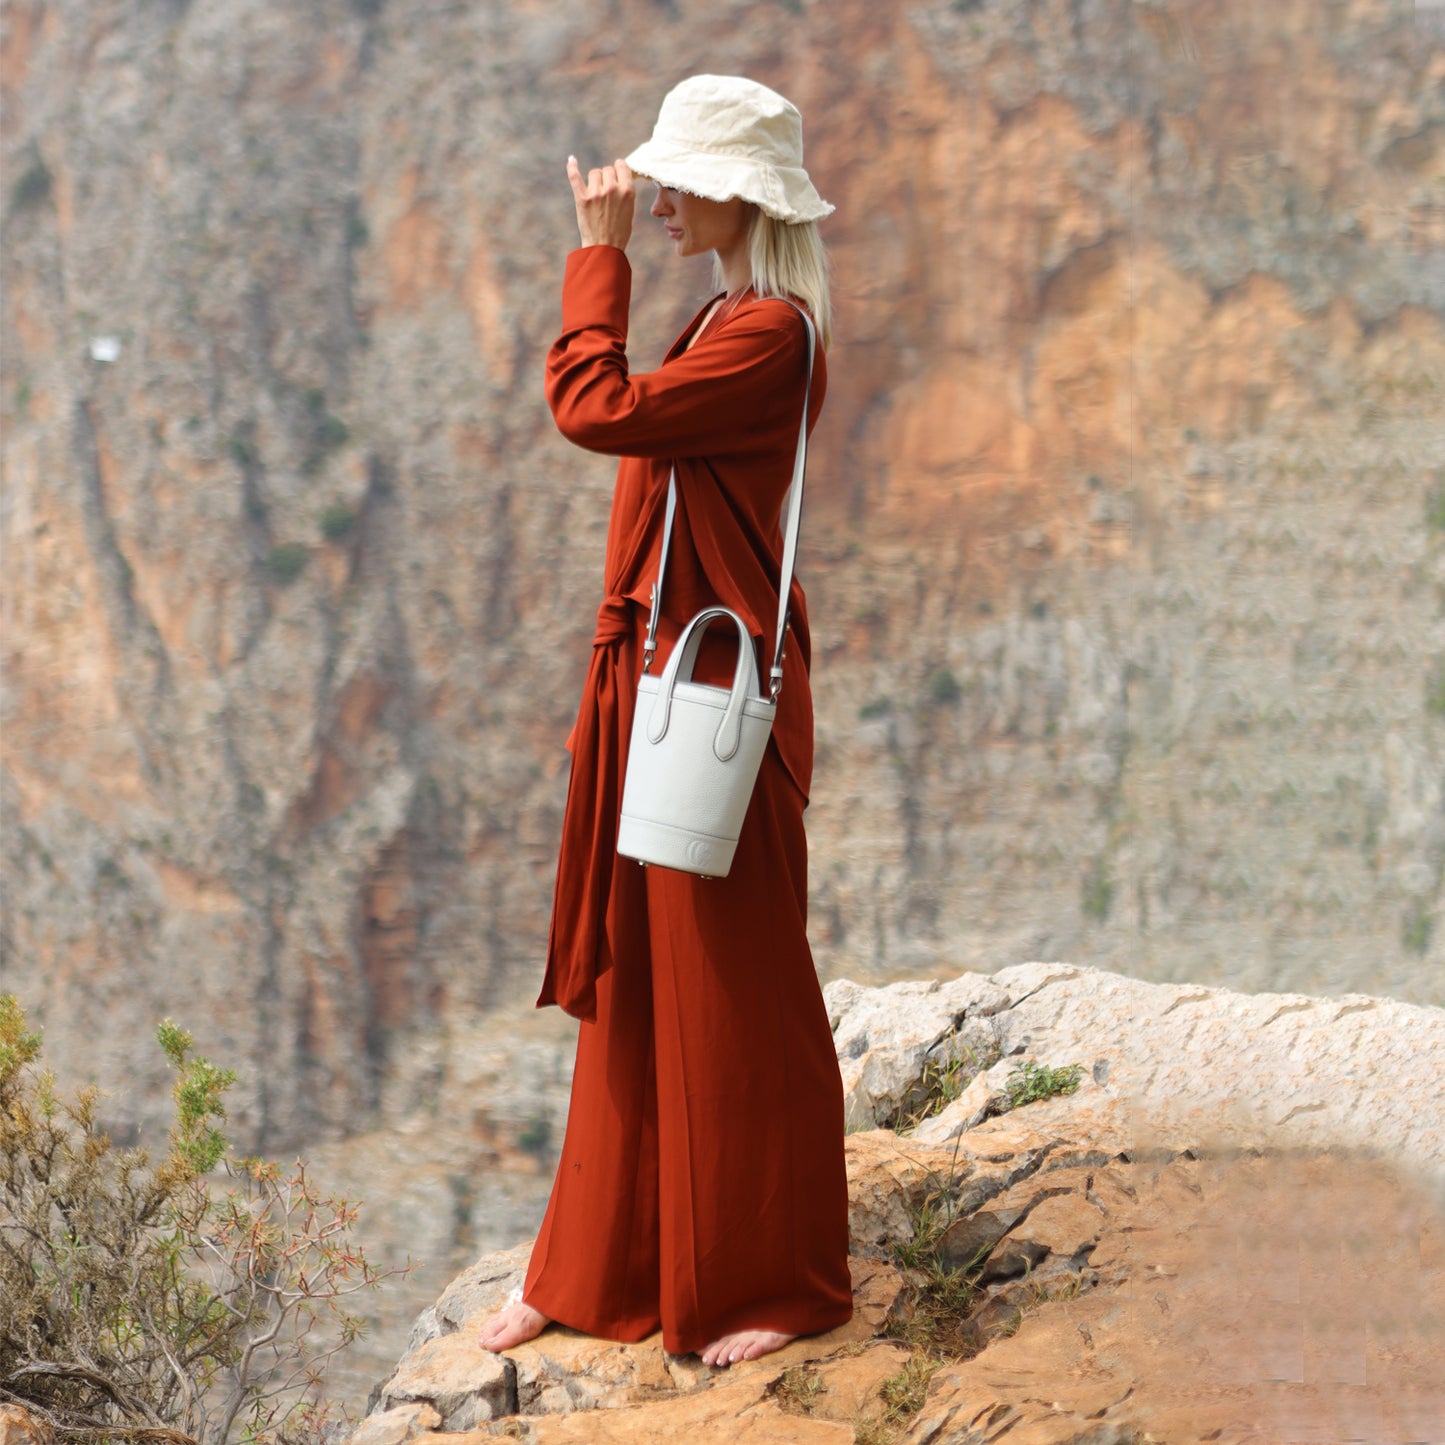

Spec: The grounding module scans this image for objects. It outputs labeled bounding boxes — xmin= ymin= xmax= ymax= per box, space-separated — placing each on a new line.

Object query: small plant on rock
xmin=853 ymin=1353 xmax=942 ymax=1443
xmin=860 ymin=1337 xmax=945 ymax=1444
xmin=1002 ymin=1059 xmax=1084 ymax=1110
xmin=771 ymin=1363 xmax=824 ymax=1416
xmin=878 ymin=1353 xmax=937 ymax=1420
xmin=892 ymin=1054 xmax=967 ymax=1135
xmin=888 ymin=1153 xmax=983 ymax=1362
xmin=891 ymin=1039 xmax=1001 ymax=1135
xmin=890 ymin=1176 xmax=954 ymax=1274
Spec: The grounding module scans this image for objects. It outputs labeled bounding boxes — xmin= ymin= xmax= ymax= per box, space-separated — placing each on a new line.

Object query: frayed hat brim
xmin=624 ymin=75 xmax=834 ymax=224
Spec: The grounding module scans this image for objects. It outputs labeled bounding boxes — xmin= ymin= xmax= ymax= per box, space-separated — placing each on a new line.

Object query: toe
xmin=700 ymin=1339 xmax=728 ymax=1368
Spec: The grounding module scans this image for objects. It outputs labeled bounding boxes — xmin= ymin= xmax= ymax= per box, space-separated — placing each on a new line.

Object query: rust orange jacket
xmin=536 ymin=244 xmax=826 ymax=1021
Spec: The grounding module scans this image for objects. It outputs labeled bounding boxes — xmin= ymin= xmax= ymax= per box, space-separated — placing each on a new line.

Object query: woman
xmin=478 ymin=75 xmax=851 ymax=1370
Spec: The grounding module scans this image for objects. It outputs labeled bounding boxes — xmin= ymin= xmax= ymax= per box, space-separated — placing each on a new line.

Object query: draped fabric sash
xmin=536 ymin=594 xmax=648 ymax=1021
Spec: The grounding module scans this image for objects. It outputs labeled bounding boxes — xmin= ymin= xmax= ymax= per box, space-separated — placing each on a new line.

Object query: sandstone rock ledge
xmin=352 ymin=966 xmax=1445 ymax=1444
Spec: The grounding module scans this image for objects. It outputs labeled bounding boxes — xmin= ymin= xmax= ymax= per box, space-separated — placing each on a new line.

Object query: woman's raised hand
xmin=567 ymin=155 xmax=635 ymax=250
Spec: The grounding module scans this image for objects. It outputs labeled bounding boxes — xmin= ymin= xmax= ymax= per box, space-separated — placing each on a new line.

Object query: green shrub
xmin=316 ymin=416 xmax=350 ymax=451
xmin=95 ymin=856 xmax=130 ymax=889
xmin=298 ymin=391 xmax=351 ymax=474
xmin=267 ymin=542 xmax=309 ymax=585
xmin=0 ymin=997 xmax=397 ymax=1443
xmin=9 ymin=154 xmax=52 ymax=212
xmin=516 ymin=1116 xmax=552 ymax=1159
xmin=925 ymin=667 xmax=962 ymax=706
xmin=318 ymin=502 xmax=357 ymax=543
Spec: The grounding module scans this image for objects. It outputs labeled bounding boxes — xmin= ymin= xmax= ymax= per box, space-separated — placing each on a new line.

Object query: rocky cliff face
xmin=344 ymin=1149 xmax=1442 ymax=1443
xmin=5 ymin=0 xmax=1443 ymax=1153
xmin=265 ymin=951 xmax=1445 ymax=1409
xmin=342 ymin=963 xmax=1445 ymax=1442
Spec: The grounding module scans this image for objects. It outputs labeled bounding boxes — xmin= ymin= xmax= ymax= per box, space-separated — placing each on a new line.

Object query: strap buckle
xmin=642 ymin=584 xmax=659 ymax=674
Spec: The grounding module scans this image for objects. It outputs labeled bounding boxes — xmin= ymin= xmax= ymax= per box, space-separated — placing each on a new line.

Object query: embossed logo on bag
xmin=686 ymin=838 xmax=719 ymax=870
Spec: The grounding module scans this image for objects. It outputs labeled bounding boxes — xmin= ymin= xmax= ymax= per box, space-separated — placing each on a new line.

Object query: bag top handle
xmin=642 ymin=301 xmax=817 ymax=701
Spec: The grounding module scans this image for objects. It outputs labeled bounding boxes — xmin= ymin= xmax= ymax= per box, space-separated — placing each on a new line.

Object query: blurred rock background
xmin=2 ymin=0 xmax=1442 ymax=1408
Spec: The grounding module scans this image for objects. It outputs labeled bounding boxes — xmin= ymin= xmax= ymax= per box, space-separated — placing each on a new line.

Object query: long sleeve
xmin=538 ymin=243 xmax=824 ymax=1023
xmin=545 ymin=246 xmax=811 ymax=461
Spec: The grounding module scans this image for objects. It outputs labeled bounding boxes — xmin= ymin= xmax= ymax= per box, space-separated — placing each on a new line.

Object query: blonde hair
xmin=715 ymin=209 xmax=833 ymax=350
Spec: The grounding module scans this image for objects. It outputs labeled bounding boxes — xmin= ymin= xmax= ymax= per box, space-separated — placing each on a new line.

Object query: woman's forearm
xmin=545 ymin=250 xmax=809 ymax=460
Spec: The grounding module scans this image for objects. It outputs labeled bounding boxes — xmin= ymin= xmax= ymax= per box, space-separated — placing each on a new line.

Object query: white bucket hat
xmin=625 ymin=74 xmax=834 ymax=225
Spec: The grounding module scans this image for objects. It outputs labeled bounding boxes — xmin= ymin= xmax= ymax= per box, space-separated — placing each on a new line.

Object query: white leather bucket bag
xmin=616 ymin=304 xmax=816 ymax=878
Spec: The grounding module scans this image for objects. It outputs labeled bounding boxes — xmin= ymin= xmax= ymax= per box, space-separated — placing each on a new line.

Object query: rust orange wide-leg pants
xmin=523 ymin=619 xmax=854 ymax=1356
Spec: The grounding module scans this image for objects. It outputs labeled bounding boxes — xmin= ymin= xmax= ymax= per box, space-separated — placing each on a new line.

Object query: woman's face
xmin=649 ymin=185 xmax=752 ymax=259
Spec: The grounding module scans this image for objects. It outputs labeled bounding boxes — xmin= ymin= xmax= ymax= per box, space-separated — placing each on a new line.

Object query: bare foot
xmin=478 ymin=1299 xmax=550 ymax=1352
xmin=699 ymin=1328 xmax=796 ymax=1368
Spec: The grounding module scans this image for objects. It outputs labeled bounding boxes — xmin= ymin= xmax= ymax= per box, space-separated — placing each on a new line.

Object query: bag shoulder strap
xmin=642 ymin=299 xmax=817 ymax=702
